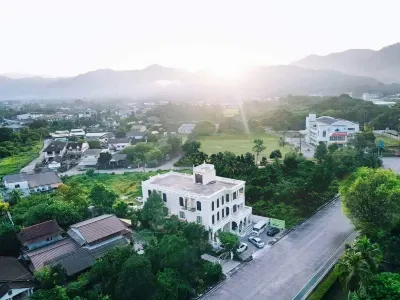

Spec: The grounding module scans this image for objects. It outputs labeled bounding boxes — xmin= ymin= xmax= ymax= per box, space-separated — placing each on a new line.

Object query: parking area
xmin=239 ymin=225 xmax=285 ymax=259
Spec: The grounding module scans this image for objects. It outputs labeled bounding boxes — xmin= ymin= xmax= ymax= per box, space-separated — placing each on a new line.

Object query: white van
xmin=251 ymin=220 xmax=267 ymax=236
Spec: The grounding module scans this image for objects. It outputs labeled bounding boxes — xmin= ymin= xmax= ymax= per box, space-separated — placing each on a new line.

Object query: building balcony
xmin=231 ymin=205 xmax=252 ymax=221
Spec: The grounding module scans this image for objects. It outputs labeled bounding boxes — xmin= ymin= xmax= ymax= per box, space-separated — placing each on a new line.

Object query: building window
xmin=15 ymin=184 xmax=20 ymax=188
xmin=217 ymin=198 xmax=219 ymax=208
xmin=162 ymin=193 xmax=167 ymax=202
xmin=179 ymin=197 xmax=184 ymax=206
xmin=233 ymin=192 xmax=237 ymax=200
xmin=197 ymin=201 xmax=201 ymax=211
xmin=226 ymin=207 xmax=229 ymax=216
xmin=222 ymin=196 xmax=224 ymax=205
xmin=239 ymin=188 xmax=244 ymax=195
xmin=148 ymin=190 xmax=152 ymax=196
xmin=217 ymin=212 xmax=220 ymax=221
xmin=226 ymin=194 xmax=230 ymax=202
xmin=233 ymin=205 xmax=237 ymax=213
xmin=212 ymin=215 xmax=215 ymax=224
xmin=179 ymin=211 xmax=185 ymax=219
xmin=212 ymin=201 xmax=214 ymax=211
xmin=195 ymin=173 xmax=203 ymax=184
xmin=222 ymin=209 xmax=225 ymax=218
xmin=323 ymin=130 xmax=326 ymax=137
xmin=197 ymin=216 xmax=202 ymax=224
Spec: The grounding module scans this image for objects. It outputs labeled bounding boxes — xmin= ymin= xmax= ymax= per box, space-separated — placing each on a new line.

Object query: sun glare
xmin=209 ymin=63 xmax=244 ymax=79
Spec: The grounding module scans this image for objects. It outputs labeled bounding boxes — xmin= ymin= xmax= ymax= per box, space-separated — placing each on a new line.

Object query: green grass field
xmin=375 ymin=134 xmax=400 ymax=147
xmin=198 ymin=134 xmax=291 ymax=157
xmin=0 ymin=141 xmax=43 ymax=179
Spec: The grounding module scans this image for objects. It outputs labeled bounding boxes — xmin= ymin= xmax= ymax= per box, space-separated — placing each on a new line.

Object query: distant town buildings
xmin=362 ymin=93 xmax=381 ymax=101
xmin=305 ymin=113 xmax=360 ymax=147
xmin=16 ymin=113 xmax=44 ymax=120
xmin=178 ymin=123 xmax=196 ymax=134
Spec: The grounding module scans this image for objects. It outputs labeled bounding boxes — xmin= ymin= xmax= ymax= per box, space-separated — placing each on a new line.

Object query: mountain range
xmin=292 ymin=43 xmax=400 ymax=84
xmin=1 ymin=43 xmax=400 ymax=100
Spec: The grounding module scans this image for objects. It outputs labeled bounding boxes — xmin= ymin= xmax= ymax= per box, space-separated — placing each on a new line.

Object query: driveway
xmin=239 ymin=226 xmax=285 ymax=259
xmin=285 ymin=137 xmax=315 ymax=158
xmin=202 ymin=200 xmax=354 ymax=300
xmin=20 ymin=139 xmax=51 ymax=174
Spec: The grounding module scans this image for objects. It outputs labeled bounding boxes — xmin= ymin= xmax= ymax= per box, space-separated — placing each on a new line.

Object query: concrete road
xmin=202 ymin=200 xmax=354 ymax=300
xmin=382 ymin=157 xmax=400 ymax=173
xmin=20 ymin=139 xmax=51 ymax=174
xmin=61 ymin=156 xmax=185 ymax=176
xmin=285 ymin=137 xmax=315 ymax=159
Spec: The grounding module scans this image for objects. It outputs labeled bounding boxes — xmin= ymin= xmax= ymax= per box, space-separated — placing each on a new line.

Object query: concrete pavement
xmin=382 ymin=157 xmax=400 ymax=173
xmin=202 ymin=200 xmax=354 ymax=300
xmin=20 ymin=139 xmax=51 ymax=174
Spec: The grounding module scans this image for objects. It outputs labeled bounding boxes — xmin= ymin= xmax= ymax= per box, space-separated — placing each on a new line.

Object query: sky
xmin=0 ymin=0 xmax=399 ymax=77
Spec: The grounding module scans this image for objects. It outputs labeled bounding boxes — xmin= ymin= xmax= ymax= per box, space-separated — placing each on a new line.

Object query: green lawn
xmin=198 ymin=134 xmax=291 ymax=157
xmin=375 ymin=134 xmax=400 ymax=147
xmin=0 ymin=141 xmax=43 ymax=179
xmin=63 ymin=170 xmax=191 ymax=204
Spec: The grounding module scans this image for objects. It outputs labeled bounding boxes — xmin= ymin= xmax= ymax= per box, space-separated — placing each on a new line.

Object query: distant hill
xmin=292 ymin=43 xmax=400 ymax=84
xmin=1 ymin=64 xmax=400 ymax=100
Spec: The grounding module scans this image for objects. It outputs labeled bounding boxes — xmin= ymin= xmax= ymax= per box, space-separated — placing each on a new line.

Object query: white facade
xmin=141 ymin=163 xmax=252 ymax=247
xmin=362 ymin=93 xmax=381 ymax=101
xmin=16 ymin=113 xmax=43 ymax=120
xmin=305 ymin=113 xmax=360 ymax=147
xmin=51 ymin=131 xmax=70 ymax=141
xmin=85 ymin=132 xmax=108 ymax=143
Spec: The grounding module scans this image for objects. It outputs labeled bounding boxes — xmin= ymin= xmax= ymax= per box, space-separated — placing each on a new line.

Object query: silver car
xmin=237 ymin=242 xmax=248 ymax=253
xmin=248 ymin=236 xmax=265 ymax=248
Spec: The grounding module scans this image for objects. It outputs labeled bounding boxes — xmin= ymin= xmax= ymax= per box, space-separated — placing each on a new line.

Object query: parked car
xmin=248 ymin=236 xmax=265 ymax=248
xmin=78 ymin=167 xmax=86 ymax=171
xmin=267 ymin=227 xmax=280 ymax=237
xmin=135 ymin=196 xmax=143 ymax=203
xmin=237 ymin=242 xmax=248 ymax=253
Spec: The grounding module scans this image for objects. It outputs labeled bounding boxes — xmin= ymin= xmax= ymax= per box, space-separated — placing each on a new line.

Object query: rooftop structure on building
xmin=178 ymin=123 xmax=196 ymax=134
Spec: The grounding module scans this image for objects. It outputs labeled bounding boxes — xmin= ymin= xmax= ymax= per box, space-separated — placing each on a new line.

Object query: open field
xmin=198 ymin=134 xmax=292 ymax=156
xmin=0 ymin=141 xmax=42 ymax=179
xmin=63 ymin=169 xmax=191 ymax=204
xmin=375 ymin=134 xmax=400 ymax=147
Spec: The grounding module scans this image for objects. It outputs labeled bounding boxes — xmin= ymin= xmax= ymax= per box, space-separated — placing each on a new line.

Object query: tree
xmin=55 ymin=184 xmax=88 ymax=210
xmin=314 ymin=142 xmax=328 ymax=162
xmin=115 ymin=255 xmax=155 ymax=300
xmin=30 ymin=285 xmax=69 ymax=300
xmin=156 ymin=268 xmax=193 ymax=300
xmin=0 ymin=223 xmax=21 ymax=256
xmin=252 ymin=139 xmax=266 ymax=164
xmin=141 ymin=192 xmax=167 ymax=229
xmin=145 ymin=148 xmax=163 ymax=166
xmin=202 ymin=261 xmax=223 ymax=285
xmin=88 ymin=247 xmax=132 ymax=297
xmin=218 ymin=232 xmax=239 ymax=253
xmin=85 ymin=168 xmax=95 ymax=177
xmin=335 ymin=248 xmax=373 ymax=292
xmin=340 ymin=168 xmax=400 ymax=239
xmin=192 ymin=120 xmax=215 ymax=136
xmin=182 ymin=140 xmax=201 ymax=156
xmin=88 ymin=140 xmax=102 ymax=149
xmin=0 ymin=201 xmax=9 ymax=213
xmin=131 ymin=142 xmax=154 ymax=170
xmin=115 ymin=128 xmax=126 ymax=138
xmin=365 ymin=272 xmax=400 ymax=299
xmin=98 ymin=151 xmax=112 ymax=168
xmin=34 ymin=265 xmax=67 ymax=290
xmin=113 ymin=200 xmax=128 ymax=218
xmin=89 ymin=184 xmax=118 ymax=214
xmin=335 ymin=237 xmax=382 ymax=292
xmin=328 ymin=143 xmax=339 ymax=153
xmin=167 ymin=136 xmax=182 ymax=156
xmin=269 ymin=149 xmax=282 ymax=159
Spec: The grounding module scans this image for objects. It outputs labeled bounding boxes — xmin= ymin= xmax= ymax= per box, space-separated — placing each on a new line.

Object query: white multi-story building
xmin=178 ymin=123 xmax=196 ymax=134
xmin=141 ymin=163 xmax=252 ymax=247
xmin=362 ymin=93 xmax=381 ymax=101
xmin=70 ymin=128 xmax=86 ymax=138
xmin=305 ymin=113 xmax=360 ymax=147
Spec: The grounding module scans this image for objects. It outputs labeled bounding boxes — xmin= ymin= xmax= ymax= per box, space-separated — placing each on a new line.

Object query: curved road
xmin=202 ymin=200 xmax=354 ymax=300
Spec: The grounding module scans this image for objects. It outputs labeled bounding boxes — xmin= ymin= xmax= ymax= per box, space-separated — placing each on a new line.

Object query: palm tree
xmin=252 ymin=139 xmax=266 ymax=164
xmin=353 ymin=236 xmax=382 ymax=273
xmin=335 ymin=249 xmax=372 ymax=292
